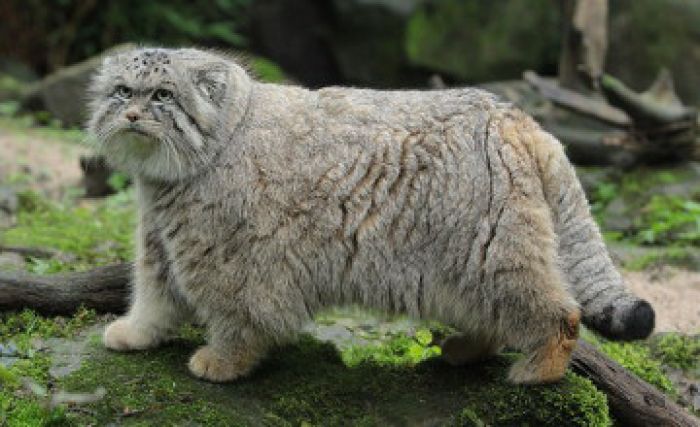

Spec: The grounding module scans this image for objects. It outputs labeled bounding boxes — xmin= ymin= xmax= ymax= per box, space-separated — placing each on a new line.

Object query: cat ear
xmin=193 ymin=64 xmax=229 ymax=106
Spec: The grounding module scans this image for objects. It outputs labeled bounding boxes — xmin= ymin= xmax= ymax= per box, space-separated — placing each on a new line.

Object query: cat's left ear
xmin=193 ymin=64 xmax=229 ymax=106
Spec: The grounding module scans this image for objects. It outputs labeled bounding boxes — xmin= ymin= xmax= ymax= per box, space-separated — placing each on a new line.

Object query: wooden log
xmin=0 ymin=263 xmax=130 ymax=315
xmin=600 ymin=72 xmax=697 ymax=128
xmin=543 ymin=123 xmax=637 ymax=167
xmin=571 ymin=340 xmax=698 ymax=427
xmin=524 ymin=70 xmax=631 ymax=127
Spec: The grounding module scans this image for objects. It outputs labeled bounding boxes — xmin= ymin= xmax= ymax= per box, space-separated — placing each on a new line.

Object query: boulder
xmin=21 ymin=44 xmax=134 ymax=127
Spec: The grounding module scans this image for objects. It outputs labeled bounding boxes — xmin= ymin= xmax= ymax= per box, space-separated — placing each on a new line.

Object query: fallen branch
xmin=600 ymin=70 xmax=697 ymax=128
xmin=0 ymin=245 xmax=60 ymax=259
xmin=571 ymin=340 xmax=698 ymax=427
xmin=524 ymin=70 xmax=631 ymax=127
xmin=0 ymin=263 xmax=130 ymax=315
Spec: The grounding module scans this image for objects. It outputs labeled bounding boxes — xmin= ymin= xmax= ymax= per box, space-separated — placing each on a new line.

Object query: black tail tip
xmin=620 ymin=300 xmax=655 ymax=340
xmin=585 ymin=299 xmax=656 ymax=341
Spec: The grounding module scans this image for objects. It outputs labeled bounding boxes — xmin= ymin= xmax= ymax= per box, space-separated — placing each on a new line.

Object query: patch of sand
xmin=624 ymin=267 xmax=700 ymax=334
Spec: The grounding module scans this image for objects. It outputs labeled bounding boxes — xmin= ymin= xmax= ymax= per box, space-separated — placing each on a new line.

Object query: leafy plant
xmin=341 ymin=328 xmax=441 ymax=367
xmin=635 ymin=196 xmax=700 ymax=245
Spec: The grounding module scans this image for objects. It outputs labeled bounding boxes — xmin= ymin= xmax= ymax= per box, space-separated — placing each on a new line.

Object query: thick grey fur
xmin=88 ymin=47 xmax=654 ymax=384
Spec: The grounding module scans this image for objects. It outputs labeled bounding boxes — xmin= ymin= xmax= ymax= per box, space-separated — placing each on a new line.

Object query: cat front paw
xmin=103 ymin=318 xmax=160 ymax=351
xmin=188 ymin=345 xmax=259 ymax=383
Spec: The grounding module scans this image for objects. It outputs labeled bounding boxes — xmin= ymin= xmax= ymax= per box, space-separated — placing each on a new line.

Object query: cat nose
xmin=126 ymin=111 xmax=140 ymax=122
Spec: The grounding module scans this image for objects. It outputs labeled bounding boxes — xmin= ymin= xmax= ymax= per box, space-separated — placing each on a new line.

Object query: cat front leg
xmin=104 ymin=225 xmax=186 ymax=351
xmin=188 ymin=320 xmax=268 ymax=382
xmin=183 ymin=256 xmax=310 ymax=382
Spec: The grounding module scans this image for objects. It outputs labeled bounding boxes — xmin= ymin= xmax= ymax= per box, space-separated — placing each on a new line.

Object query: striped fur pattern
xmin=89 ymin=48 xmax=654 ymax=384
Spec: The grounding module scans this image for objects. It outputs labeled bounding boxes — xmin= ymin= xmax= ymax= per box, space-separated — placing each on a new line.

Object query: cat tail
xmin=535 ymin=128 xmax=655 ymax=340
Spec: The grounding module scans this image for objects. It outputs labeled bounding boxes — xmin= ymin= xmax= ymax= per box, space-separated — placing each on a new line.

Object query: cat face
xmin=88 ymin=48 xmax=242 ymax=182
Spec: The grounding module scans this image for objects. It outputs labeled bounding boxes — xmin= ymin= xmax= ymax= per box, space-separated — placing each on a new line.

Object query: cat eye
xmin=154 ymin=88 xmax=174 ymax=103
xmin=114 ymin=85 xmax=132 ymax=99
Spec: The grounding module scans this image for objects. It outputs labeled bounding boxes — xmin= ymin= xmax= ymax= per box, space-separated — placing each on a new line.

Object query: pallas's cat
xmin=88 ymin=48 xmax=654 ymax=384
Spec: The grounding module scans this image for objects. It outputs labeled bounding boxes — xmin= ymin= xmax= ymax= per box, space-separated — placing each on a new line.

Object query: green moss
xmin=55 ymin=332 xmax=610 ymax=426
xmin=0 ymin=397 xmax=68 ymax=427
xmin=653 ymin=334 xmax=700 ymax=371
xmin=598 ymin=341 xmax=675 ymax=394
xmin=0 ymin=308 xmax=97 ymax=426
xmin=2 ymin=190 xmax=135 ymax=273
xmin=0 ymin=307 xmax=97 ymax=351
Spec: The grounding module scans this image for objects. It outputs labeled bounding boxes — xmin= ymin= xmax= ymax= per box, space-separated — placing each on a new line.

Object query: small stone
xmin=0 ymin=186 xmax=19 ymax=214
xmin=0 ymin=252 xmax=26 ymax=270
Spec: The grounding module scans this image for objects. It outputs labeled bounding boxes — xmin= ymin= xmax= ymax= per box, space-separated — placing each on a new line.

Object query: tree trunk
xmin=558 ymin=0 xmax=609 ymax=92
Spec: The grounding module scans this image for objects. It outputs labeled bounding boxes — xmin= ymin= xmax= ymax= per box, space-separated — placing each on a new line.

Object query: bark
xmin=0 ymin=263 xmax=130 ymax=315
xmin=571 ymin=340 xmax=699 ymax=427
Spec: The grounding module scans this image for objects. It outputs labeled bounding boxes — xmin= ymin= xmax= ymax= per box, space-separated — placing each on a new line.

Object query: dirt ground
xmin=626 ymin=268 xmax=700 ymax=334
xmin=0 ymin=127 xmax=88 ymax=197
xmin=0 ymin=125 xmax=698 ymax=335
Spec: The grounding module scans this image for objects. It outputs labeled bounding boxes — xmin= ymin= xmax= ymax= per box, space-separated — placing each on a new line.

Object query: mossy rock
xmin=57 ymin=332 xmax=610 ymax=426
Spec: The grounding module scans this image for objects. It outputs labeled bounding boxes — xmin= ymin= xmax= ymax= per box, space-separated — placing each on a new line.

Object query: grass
xmin=0 ymin=116 xmax=87 ymax=145
xmin=1 ymin=190 xmax=135 ymax=273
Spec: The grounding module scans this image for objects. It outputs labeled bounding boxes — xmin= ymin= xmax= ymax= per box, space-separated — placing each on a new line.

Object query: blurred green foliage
xmin=1 ymin=0 xmax=251 ymax=74
xmin=405 ymin=0 xmax=560 ymax=82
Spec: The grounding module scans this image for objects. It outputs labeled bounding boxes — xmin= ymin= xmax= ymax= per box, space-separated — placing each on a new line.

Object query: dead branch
xmin=600 ymin=70 xmax=697 ymax=127
xmin=524 ymin=70 xmax=631 ymax=127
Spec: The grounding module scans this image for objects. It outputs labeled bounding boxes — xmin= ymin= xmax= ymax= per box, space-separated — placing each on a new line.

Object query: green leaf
xmin=415 ymin=328 xmax=433 ymax=346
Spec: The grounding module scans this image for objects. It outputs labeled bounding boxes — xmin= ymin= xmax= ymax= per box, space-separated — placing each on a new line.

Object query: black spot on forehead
xmin=123 ymin=50 xmax=173 ymax=78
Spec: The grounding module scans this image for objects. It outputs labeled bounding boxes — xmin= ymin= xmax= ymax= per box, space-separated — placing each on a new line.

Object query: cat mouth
xmin=123 ymin=124 xmax=152 ymax=137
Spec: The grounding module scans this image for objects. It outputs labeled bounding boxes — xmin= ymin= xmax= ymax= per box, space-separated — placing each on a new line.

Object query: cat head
xmin=87 ymin=47 xmax=251 ymax=182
